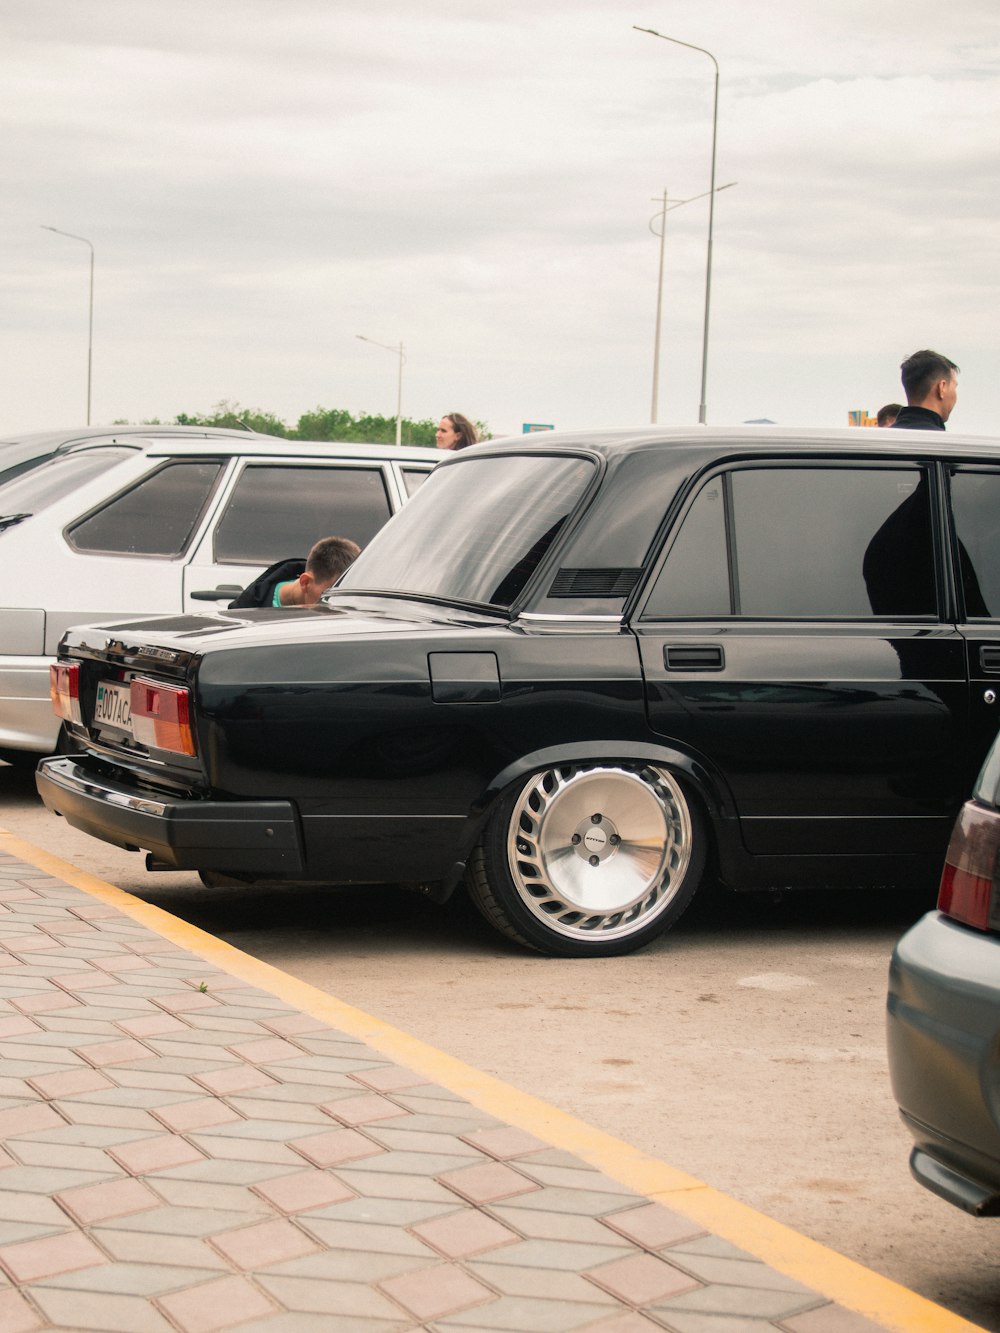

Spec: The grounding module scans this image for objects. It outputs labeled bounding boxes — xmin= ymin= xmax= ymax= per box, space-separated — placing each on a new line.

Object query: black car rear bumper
xmin=36 ymin=755 xmax=305 ymax=875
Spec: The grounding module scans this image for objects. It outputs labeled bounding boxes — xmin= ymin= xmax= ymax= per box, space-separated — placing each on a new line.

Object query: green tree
xmin=174 ymin=401 xmax=289 ymax=436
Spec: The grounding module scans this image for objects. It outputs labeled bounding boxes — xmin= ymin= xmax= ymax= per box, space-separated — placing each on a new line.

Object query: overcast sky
xmin=3 ymin=0 xmax=998 ymax=438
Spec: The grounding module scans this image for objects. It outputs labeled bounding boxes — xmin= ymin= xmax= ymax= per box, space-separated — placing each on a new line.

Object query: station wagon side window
xmin=67 ymin=461 xmax=225 ymax=556
xmin=948 ymin=469 xmax=1000 ymax=618
xmin=213 ymin=464 xmax=392 ymax=564
xmin=643 ymin=464 xmax=937 ymax=619
xmin=400 ymin=466 xmax=433 ymax=497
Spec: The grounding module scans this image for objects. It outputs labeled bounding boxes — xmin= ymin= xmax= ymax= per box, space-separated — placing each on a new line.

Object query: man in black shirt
xmin=891 ymin=349 xmax=959 ymax=430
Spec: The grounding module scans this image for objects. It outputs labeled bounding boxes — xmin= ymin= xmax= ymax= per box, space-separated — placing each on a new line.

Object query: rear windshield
xmin=336 ymin=452 xmax=596 ymax=607
xmin=0 ymin=448 xmax=136 ymax=518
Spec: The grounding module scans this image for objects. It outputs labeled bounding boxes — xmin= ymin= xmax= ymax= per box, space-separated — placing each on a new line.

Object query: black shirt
xmin=891 ymin=406 xmax=946 ymax=431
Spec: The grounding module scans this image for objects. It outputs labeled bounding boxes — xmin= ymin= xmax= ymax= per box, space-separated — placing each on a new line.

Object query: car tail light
xmin=50 ymin=663 xmax=81 ymax=723
xmin=129 ymin=678 xmax=197 ymax=756
xmin=937 ymin=801 xmax=1000 ymax=932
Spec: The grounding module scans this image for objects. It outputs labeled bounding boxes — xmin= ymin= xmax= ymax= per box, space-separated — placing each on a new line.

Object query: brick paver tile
xmin=252 ymin=1169 xmax=356 ymax=1214
xmin=255 ymin=1273 xmax=413 ymax=1320
xmin=262 ymin=1013 xmax=329 ymax=1037
xmin=193 ymin=1065 xmax=278 ymax=1096
xmin=0 ymin=1228 xmax=107 ymax=1281
xmin=603 ymin=1202 xmax=709 ymax=1250
xmin=225 ymin=1097 xmax=330 ymax=1125
xmin=0 ymin=1287 xmax=43 ymax=1333
xmin=289 ymin=1127 xmax=384 ymax=1167
xmin=51 ymin=969 xmax=115 ymax=991
xmin=92 ymin=1227 xmax=232 ymax=1269
xmin=76 ymin=1037 xmax=151 ymax=1067
xmin=153 ymin=1098 xmax=244 ymax=1133
xmin=588 ymin=1251 xmax=703 ymax=1304
xmin=55 ymin=1175 xmax=161 ymax=1224
xmin=413 ymin=1207 xmax=520 ymax=1258
xmin=153 ymin=990 xmax=221 ymax=1014
xmin=0 ymin=1015 xmax=40 ymax=1038
xmin=209 ymin=1216 xmax=320 ymax=1268
xmin=461 ymin=1125 xmax=550 ymax=1159
xmin=0 ymin=1102 xmax=65 ymax=1137
xmin=579 ymin=1314 xmax=667 ymax=1331
xmin=781 ymin=1305 xmax=892 ymax=1333
xmin=321 ymin=1092 xmax=409 ymax=1125
xmin=93 ymin=952 xmax=157 ymax=973
xmin=26 ymin=1067 xmax=114 ymax=1098
xmin=116 ymin=1013 xmax=190 ymax=1037
xmin=156 ymin=1272 xmax=278 ymax=1332
xmin=439 ymin=1160 xmax=541 ymax=1204
xmin=28 ymin=1287 xmax=175 ymax=1333
xmin=352 ymin=1065 xmax=430 ymax=1092
xmin=11 ymin=990 xmax=81 ymax=1014
xmin=379 ymin=1260 xmax=496 ymax=1320
xmin=491 ymin=1205 xmax=633 ymax=1247
xmin=227 ymin=1036 xmax=303 ymax=1063
xmin=110 ymin=1134 xmax=206 ymax=1174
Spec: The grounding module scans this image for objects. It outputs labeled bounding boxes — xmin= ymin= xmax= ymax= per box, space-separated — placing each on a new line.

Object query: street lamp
xmin=42 ymin=225 xmax=95 ymax=426
xmin=649 ymin=182 xmax=735 ymax=424
xmin=635 ymin=27 xmax=721 ymax=425
xmin=356 ymin=335 xmax=405 ymax=446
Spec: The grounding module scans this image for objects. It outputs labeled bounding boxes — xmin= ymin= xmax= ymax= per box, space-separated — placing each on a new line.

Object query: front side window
xmin=337 ymin=453 xmax=596 ymax=608
xmin=644 ymin=464 xmax=936 ymax=619
xmin=69 ymin=461 xmax=223 ymax=556
xmin=214 ymin=465 xmax=392 ymax=563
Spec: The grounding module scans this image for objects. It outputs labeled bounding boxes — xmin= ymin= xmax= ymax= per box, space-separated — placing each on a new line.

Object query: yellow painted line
xmin=0 ymin=829 xmax=985 ymax=1333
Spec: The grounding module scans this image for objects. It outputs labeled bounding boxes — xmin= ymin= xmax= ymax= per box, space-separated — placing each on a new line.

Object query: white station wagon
xmin=0 ymin=426 xmax=438 ymax=763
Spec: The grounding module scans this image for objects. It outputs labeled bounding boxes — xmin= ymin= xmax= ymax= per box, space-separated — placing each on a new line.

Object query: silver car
xmin=887 ymin=735 xmax=1000 ymax=1216
xmin=0 ymin=427 xmax=438 ymax=764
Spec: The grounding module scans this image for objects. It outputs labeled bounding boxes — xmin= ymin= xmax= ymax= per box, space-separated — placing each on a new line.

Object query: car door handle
xmin=189 ymin=586 xmax=244 ymax=602
xmin=663 ymin=645 xmax=726 ymax=671
xmin=980 ymin=646 xmax=1000 ymax=675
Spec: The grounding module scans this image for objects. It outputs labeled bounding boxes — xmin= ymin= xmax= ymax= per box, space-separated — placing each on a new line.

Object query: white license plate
xmin=94 ymin=680 xmax=132 ymax=735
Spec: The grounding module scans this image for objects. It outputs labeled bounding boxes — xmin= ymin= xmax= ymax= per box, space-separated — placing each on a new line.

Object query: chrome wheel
xmin=505 ymin=763 xmax=694 ymax=945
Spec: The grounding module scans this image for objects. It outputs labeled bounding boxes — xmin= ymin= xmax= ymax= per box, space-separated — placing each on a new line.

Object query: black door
xmin=635 ymin=460 xmax=967 ymax=859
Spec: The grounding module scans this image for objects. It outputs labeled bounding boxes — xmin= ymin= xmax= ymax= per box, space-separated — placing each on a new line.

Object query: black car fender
xmin=471 ymin=738 xmax=735 ymax=845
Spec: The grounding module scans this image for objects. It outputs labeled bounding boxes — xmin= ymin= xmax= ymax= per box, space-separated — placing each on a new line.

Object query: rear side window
xmin=645 ymin=464 xmax=936 ymax=619
xmin=401 ymin=467 xmax=433 ymax=497
xmin=949 ymin=469 xmax=1000 ymax=618
xmin=214 ymin=465 xmax=392 ymax=563
xmin=69 ymin=461 xmax=224 ymax=556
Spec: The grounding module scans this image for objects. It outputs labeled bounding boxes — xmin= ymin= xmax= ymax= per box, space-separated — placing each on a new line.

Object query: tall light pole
xmin=356 ymin=335 xmax=405 ymax=446
xmin=635 ymin=27 xmax=720 ymax=424
xmin=42 ymin=226 xmax=95 ymax=425
xmin=649 ymin=182 xmax=735 ymax=424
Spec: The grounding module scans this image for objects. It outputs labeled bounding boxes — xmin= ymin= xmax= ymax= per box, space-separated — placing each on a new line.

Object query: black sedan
xmin=36 ymin=425 xmax=1000 ymax=956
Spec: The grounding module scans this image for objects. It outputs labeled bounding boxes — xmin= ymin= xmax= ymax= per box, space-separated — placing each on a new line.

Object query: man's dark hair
xmin=900 ymin=350 xmax=958 ymax=403
xmin=307 ymin=536 xmax=360 ymax=584
xmin=876 ymin=403 xmax=903 ymax=427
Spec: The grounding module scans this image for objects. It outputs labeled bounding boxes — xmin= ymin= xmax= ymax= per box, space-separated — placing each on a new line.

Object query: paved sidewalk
xmin=0 ymin=837 xmax=982 ymax=1333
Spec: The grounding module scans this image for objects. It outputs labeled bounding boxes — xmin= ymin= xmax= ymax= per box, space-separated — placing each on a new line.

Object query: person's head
xmin=900 ymin=350 xmax=959 ymax=421
xmin=435 ymin=413 xmax=479 ymax=451
xmin=876 ymin=402 xmax=903 ymax=428
xmin=297 ymin=536 xmax=361 ymax=604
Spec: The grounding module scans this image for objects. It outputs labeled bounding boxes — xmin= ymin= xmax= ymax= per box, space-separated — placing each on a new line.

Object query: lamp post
xmin=42 ymin=225 xmax=94 ymax=425
xmin=635 ymin=27 xmax=720 ymax=425
xmin=356 ymin=335 xmax=405 ymax=446
xmin=649 ymin=182 xmax=735 ymax=424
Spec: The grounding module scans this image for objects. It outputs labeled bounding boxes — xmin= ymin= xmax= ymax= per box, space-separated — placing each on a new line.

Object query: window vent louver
xmin=549 ymin=568 xmax=642 ymax=598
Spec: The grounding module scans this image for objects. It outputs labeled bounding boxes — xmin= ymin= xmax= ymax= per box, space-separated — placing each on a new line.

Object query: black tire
xmin=466 ymin=761 xmax=706 ymax=957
